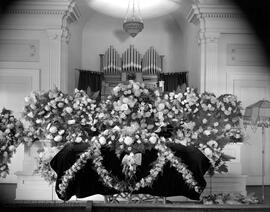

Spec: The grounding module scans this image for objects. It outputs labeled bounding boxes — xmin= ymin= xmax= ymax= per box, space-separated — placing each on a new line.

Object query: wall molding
xmin=4 ymin=0 xmax=80 ymax=24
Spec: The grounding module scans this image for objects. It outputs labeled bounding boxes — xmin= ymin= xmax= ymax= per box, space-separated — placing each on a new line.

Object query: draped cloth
xmin=50 ymin=142 xmax=211 ymax=201
xmin=159 ymin=72 xmax=188 ymax=92
xmin=77 ymin=70 xmax=103 ymax=97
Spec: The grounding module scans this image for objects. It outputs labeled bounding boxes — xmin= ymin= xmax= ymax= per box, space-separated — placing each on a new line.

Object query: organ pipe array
xmin=103 ymin=45 xmax=121 ymax=74
xmin=142 ymin=46 xmax=162 ymax=74
xmin=122 ymin=45 xmax=142 ymax=72
xmin=101 ymin=45 xmax=163 ymax=74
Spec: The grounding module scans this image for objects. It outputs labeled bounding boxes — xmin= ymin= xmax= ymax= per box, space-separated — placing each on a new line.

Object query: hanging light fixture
xmin=123 ymin=0 xmax=144 ymax=37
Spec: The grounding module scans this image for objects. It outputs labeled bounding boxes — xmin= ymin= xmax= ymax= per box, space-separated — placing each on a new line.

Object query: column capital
xmin=46 ymin=27 xmax=70 ymax=43
xmin=198 ymin=31 xmax=220 ymax=44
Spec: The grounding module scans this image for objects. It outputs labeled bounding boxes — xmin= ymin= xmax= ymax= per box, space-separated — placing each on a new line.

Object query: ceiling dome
xmin=87 ymin=0 xmax=182 ymax=19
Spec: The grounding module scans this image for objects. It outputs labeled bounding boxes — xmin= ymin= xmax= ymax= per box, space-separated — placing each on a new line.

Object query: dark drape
xmin=51 ymin=142 xmax=210 ymax=201
xmin=159 ymin=72 xmax=188 ymax=92
xmin=77 ymin=70 xmax=102 ymax=93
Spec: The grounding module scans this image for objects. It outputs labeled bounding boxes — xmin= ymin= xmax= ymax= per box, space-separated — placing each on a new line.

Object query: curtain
xmin=159 ymin=72 xmax=188 ymax=92
xmin=77 ymin=70 xmax=103 ymax=99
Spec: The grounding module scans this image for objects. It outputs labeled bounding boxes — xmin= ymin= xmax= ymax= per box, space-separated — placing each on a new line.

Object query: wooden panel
xmin=0 ymin=39 xmax=39 ymax=62
xmin=227 ymin=44 xmax=266 ymax=66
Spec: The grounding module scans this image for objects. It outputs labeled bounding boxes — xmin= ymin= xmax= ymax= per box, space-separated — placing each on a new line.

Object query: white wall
xmin=182 ymin=20 xmax=201 ymax=89
xmin=81 ymin=11 xmax=186 ymax=73
xmin=68 ymin=22 xmax=84 ymax=93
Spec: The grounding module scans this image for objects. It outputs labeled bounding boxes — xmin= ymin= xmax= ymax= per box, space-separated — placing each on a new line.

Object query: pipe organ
xmin=100 ymin=45 xmax=163 ymax=75
xmin=100 ymin=45 xmax=164 ymax=97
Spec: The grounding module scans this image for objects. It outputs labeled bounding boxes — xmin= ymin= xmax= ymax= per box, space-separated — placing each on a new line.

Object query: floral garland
xmin=34 ymin=145 xmax=59 ymax=184
xmin=0 ymin=108 xmax=25 ymax=178
xmin=57 ymin=139 xmax=202 ymax=198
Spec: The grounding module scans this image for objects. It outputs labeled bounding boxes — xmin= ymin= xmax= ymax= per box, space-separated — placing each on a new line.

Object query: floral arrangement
xmin=201 ymin=193 xmax=259 ymax=205
xmin=0 ymin=108 xmax=25 ymax=178
xmin=54 ymin=81 xmax=243 ymax=198
xmin=22 ymin=88 xmax=100 ymax=148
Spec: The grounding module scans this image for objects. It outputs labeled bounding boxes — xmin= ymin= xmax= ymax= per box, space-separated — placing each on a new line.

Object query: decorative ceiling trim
xmin=3 ymin=0 xmax=81 ymax=23
xmin=187 ymin=4 xmax=243 ymax=25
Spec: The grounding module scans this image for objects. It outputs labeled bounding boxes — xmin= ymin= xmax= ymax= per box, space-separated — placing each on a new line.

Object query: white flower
xmin=122 ymin=97 xmax=129 ymax=104
xmin=149 ymin=136 xmax=157 ymax=144
xmin=204 ymin=148 xmax=212 ymax=157
xmin=207 ymin=140 xmax=218 ymax=148
xmin=24 ymin=96 xmax=30 ymax=103
xmin=44 ymin=105 xmax=51 ymax=111
xmin=202 ymin=119 xmax=207 ymax=124
xmin=113 ymin=126 xmax=120 ymax=131
xmin=58 ymin=102 xmax=64 ymax=108
xmin=225 ymin=123 xmax=231 ymax=130
xmin=134 ymin=90 xmax=141 ymax=97
xmin=49 ymin=126 xmax=58 ymax=134
xmin=112 ymin=86 xmax=121 ymax=95
xmin=203 ymin=130 xmax=211 ymax=136
xmin=58 ymin=130 xmax=65 ymax=135
xmin=68 ymin=120 xmax=76 ymax=125
xmin=54 ymin=135 xmax=62 ymax=142
xmin=36 ymin=119 xmax=42 ymax=124
xmin=99 ymin=136 xmax=106 ymax=145
xmin=8 ymin=145 xmax=15 ymax=152
xmin=65 ymin=107 xmax=73 ymax=113
xmin=124 ymin=136 xmax=133 ymax=145
xmin=214 ymin=122 xmax=219 ymax=127
xmin=157 ymin=103 xmax=165 ymax=111
xmin=27 ymin=112 xmax=34 ymax=118
xmin=120 ymin=104 xmax=128 ymax=111
xmin=75 ymin=137 xmax=82 ymax=143
xmin=30 ymin=104 xmax=36 ymax=110
xmin=133 ymin=83 xmax=140 ymax=90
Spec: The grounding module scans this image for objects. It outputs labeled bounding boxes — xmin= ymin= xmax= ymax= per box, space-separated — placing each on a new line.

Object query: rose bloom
xmin=49 ymin=126 xmax=58 ymax=134
xmin=54 ymin=135 xmax=62 ymax=142
xmin=124 ymin=136 xmax=133 ymax=145
xmin=122 ymin=97 xmax=129 ymax=104
xmin=75 ymin=137 xmax=82 ymax=143
xmin=65 ymin=107 xmax=73 ymax=113
xmin=121 ymin=104 xmax=128 ymax=111
xmin=99 ymin=136 xmax=106 ymax=145
xmin=225 ymin=123 xmax=231 ymax=130
xmin=203 ymin=130 xmax=211 ymax=136
xmin=149 ymin=136 xmax=157 ymax=144
xmin=204 ymin=147 xmax=212 ymax=157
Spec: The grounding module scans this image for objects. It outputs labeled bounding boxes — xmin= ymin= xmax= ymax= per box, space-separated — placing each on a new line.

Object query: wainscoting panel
xmin=226 ymin=70 xmax=270 ymax=185
xmin=0 ymin=39 xmax=39 ymax=62
xmin=227 ymin=44 xmax=266 ymax=66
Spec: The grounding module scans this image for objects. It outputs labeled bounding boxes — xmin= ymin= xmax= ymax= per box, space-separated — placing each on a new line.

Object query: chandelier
xmin=123 ymin=0 xmax=144 ymax=37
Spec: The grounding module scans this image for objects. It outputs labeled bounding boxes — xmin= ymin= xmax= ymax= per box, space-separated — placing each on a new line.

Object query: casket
xmin=50 ymin=142 xmax=211 ymax=201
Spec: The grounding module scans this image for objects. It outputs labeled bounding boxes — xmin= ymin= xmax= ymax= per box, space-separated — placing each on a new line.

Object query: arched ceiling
xmin=86 ymin=0 xmax=184 ymax=19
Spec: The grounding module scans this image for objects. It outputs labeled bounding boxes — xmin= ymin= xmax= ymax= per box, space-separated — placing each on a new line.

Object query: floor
xmin=0 ymin=184 xmax=269 ymax=204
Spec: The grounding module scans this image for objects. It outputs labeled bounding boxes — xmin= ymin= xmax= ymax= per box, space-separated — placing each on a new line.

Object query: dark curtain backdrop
xmin=77 ymin=70 xmax=103 ymax=97
xmin=159 ymin=72 xmax=188 ymax=92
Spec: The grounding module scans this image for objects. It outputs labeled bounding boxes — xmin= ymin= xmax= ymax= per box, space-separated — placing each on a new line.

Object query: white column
xmin=199 ymin=31 xmax=220 ymax=93
xmin=46 ymin=27 xmax=70 ymax=92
